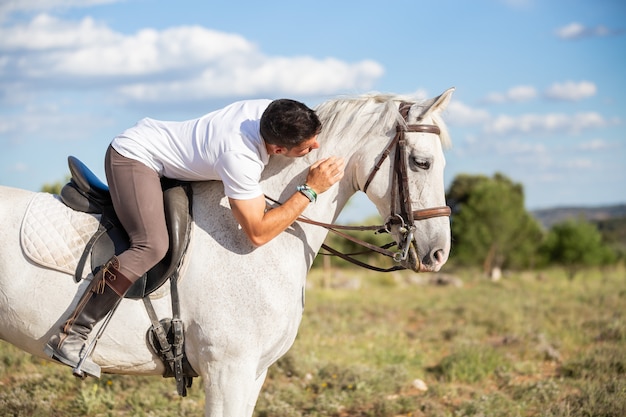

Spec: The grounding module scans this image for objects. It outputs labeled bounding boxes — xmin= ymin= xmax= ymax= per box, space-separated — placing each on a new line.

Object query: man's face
xmin=283 ymin=135 xmax=320 ymax=157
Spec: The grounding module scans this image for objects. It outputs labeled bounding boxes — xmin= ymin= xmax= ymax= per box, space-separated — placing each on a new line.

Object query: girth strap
xmin=143 ymin=272 xmax=197 ymax=397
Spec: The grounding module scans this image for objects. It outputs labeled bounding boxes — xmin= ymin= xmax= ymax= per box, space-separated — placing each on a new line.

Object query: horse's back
xmin=0 ymin=186 xmax=36 ymax=267
xmin=0 ymin=185 xmax=35 ymax=222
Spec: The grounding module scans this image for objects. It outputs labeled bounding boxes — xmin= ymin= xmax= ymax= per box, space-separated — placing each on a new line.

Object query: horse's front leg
xmin=203 ymin=360 xmax=266 ymax=417
xmin=245 ymin=369 xmax=268 ymax=416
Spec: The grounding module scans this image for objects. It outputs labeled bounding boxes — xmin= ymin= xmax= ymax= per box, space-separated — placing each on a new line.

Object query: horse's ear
xmin=429 ymin=87 xmax=455 ymax=114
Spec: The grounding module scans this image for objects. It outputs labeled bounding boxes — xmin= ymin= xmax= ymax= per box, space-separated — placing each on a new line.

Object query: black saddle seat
xmin=59 ymin=156 xmax=193 ymax=299
xmin=60 ymin=156 xmax=112 ymax=213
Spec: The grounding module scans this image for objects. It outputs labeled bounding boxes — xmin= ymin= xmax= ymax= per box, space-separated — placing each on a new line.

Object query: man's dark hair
xmin=260 ymin=99 xmax=321 ymax=148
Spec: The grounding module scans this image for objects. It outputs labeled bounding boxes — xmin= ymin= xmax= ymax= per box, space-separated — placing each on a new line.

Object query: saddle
xmin=59 ymin=156 xmax=193 ymax=299
xmin=59 ymin=156 xmax=197 ymax=395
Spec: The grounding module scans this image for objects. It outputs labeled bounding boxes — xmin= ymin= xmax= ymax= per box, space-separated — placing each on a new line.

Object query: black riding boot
xmin=45 ymin=256 xmax=134 ymax=378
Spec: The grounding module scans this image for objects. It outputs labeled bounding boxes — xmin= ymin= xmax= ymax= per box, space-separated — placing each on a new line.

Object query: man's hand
xmin=305 ymin=156 xmax=345 ymax=194
xmin=229 ymin=156 xmax=345 ymax=247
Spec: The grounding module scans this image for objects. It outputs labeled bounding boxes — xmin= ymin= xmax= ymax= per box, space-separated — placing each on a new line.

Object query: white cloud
xmin=407 ymin=88 xmax=429 ymax=101
xmin=6 ymin=162 xmax=29 ymax=173
xmin=500 ymin=0 xmax=533 ymax=9
xmin=119 ymin=57 xmax=384 ymax=102
xmin=555 ymin=22 xmax=623 ymax=40
xmin=0 ymin=104 xmax=112 ymax=144
xmin=545 ymin=81 xmax=597 ymax=101
xmin=0 ymin=14 xmax=121 ymax=51
xmin=481 ymin=82 xmax=597 ymax=104
xmin=484 ymin=112 xmax=610 ymax=136
xmin=0 ymin=14 xmax=384 ymax=103
xmin=562 ymin=158 xmax=593 ymax=169
xmin=577 ymin=138 xmax=615 ymax=151
xmin=0 ymin=0 xmax=122 ymax=20
xmin=495 ymin=139 xmax=547 ymax=155
xmin=445 ymin=100 xmax=491 ymax=127
xmin=482 ymin=85 xmax=537 ymax=104
xmin=507 ymin=85 xmax=537 ymax=102
xmin=438 ymin=89 xmax=614 ymax=141
xmin=556 ymin=22 xmax=586 ymax=39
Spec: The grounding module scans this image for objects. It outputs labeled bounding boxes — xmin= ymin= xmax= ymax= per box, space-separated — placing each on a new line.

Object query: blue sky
xmin=1 ymin=0 xmax=624 ymax=222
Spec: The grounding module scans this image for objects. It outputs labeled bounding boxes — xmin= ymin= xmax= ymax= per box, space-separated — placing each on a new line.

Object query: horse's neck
xmin=262 ymin=136 xmax=358 ymax=223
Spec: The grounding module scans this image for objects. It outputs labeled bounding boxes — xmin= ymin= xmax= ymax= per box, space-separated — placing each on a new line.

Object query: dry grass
xmin=1 ymin=265 xmax=625 ymax=416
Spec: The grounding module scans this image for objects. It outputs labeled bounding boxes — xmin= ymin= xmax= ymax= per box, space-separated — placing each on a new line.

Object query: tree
xmin=41 ymin=177 xmax=69 ymax=194
xmin=447 ymin=173 xmax=543 ymax=275
xmin=595 ymin=216 xmax=626 ymax=261
xmin=541 ymin=219 xmax=617 ymax=279
xmin=446 ymin=173 xmax=491 ymax=213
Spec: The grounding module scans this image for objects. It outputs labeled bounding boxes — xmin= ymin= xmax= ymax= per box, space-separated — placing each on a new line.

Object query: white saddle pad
xmin=20 ymin=193 xmax=101 ymax=276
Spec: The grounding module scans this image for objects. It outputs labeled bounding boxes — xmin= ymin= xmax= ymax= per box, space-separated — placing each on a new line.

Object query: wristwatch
xmin=296 ymin=184 xmax=317 ymax=203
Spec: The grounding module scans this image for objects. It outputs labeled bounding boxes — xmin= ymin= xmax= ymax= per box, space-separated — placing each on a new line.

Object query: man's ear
xmin=267 ymin=144 xmax=287 ymax=155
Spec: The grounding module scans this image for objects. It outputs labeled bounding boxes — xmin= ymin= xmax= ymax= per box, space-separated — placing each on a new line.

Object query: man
xmin=45 ymin=98 xmax=345 ymax=377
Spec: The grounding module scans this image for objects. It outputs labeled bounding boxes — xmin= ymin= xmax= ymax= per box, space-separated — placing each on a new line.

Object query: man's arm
xmin=229 ymin=156 xmax=345 ymax=246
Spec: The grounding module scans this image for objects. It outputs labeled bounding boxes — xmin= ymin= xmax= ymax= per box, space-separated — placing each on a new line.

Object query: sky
xmin=1 ymin=0 xmax=624 ymax=223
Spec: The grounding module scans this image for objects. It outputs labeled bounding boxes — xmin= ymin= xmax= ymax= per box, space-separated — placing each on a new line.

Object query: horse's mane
xmin=315 ymin=93 xmax=451 ymax=149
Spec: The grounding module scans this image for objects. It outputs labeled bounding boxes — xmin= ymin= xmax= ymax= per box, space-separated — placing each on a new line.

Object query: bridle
xmin=269 ymin=101 xmax=451 ymax=272
xmin=361 ymin=102 xmax=451 ymax=263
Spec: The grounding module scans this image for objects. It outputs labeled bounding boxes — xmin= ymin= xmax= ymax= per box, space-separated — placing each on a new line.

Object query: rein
xmin=264 ymin=195 xmax=400 ymax=272
xmin=267 ymin=101 xmax=451 ymax=272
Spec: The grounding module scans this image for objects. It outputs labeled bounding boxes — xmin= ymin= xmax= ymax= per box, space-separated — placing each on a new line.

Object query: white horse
xmin=0 ymin=88 xmax=454 ymax=416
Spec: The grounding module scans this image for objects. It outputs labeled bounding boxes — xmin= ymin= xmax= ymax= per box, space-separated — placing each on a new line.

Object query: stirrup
xmin=72 ymin=296 xmax=123 ymax=378
xmin=43 ymin=343 xmax=101 ymax=379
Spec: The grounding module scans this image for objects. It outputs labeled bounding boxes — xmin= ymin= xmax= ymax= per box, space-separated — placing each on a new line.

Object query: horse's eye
xmin=410 ymin=156 xmax=431 ymax=171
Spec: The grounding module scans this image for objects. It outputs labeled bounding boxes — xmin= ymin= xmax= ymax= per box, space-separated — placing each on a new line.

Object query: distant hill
xmin=531 ymin=204 xmax=626 ymax=229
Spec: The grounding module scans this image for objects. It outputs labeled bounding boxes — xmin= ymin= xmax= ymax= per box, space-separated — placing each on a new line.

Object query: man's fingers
xmin=321 ymin=156 xmax=344 ymax=169
xmin=310 ymin=158 xmax=328 ymax=169
xmin=307 ymin=156 xmax=346 ymax=192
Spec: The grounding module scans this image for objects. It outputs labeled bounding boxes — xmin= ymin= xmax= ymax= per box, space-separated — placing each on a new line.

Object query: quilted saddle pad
xmin=20 ymin=192 xmax=100 ymax=277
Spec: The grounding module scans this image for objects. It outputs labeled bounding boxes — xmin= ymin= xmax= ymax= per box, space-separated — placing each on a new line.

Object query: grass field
xmin=1 ymin=265 xmax=625 ymax=416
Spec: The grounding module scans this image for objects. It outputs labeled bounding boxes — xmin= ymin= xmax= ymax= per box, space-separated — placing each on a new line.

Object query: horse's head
xmin=355 ymin=88 xmax=454 ymax=272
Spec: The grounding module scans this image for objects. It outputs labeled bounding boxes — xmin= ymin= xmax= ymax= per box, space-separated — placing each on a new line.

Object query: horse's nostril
xmin=432 ymin=249 xmax=445 ymax=265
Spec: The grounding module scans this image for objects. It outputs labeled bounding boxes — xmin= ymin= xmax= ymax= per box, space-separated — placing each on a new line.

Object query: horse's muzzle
xmin=402 ymin=239 xmax=447 ymax=273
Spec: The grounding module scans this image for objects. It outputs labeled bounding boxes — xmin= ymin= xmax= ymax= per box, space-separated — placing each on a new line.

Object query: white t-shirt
xmin=111 ymin=99 xmax=272 ymax=200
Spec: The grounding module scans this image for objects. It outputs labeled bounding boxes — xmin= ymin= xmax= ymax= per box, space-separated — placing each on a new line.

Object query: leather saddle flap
xmin=60 ymin=156 xmax=193 ymax=299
